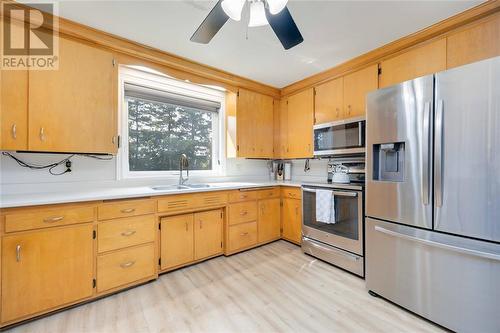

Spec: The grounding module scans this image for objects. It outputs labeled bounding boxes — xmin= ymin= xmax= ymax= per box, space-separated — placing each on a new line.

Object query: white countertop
xmin=0 ymin=181 xmax=305 ymax=209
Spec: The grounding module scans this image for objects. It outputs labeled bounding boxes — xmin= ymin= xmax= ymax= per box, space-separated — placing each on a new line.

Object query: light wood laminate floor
xmin=7 ymin=241 xmax=444 ymax=333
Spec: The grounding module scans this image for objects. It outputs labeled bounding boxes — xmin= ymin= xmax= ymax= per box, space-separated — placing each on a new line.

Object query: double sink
xmin=151 ymin=184 xmax=213 ymax=191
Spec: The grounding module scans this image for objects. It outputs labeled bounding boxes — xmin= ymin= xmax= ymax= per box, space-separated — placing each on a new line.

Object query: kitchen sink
xmin=183 ymin=184 xmax=212 ymax=188
xmin=150 ymin=185 xmax=189 ymax=191
xmin=150 ymin=183 xmax=213 ymax=191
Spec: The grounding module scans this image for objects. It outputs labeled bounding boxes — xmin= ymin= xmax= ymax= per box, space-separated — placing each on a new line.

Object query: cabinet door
xmin=379 ymin=39 xmax=446 ymax=88
xmin=194 ymin=209 xmax=223 ymax=260
xmin=279 ymin=98 xmax=289 ymax=158
xmin=258 ymin=198 xmax=281 ymax=243
xmin=0 ymin=18 xmax=28 ymax=151
xmin=28 ymin=36 xmax=117 ymax=154
xmin=314 ymin=77 xmax=343 ymax=124
xmin=282 ymin=198 xmax=302 ymax=244
xmin=343 ymin=64 xmax=378 ymax=118
xmin=160 ymin=214 xmax=194 ymax=270
xmin=273 ymin=98 xmax=281 ymax=159
xmin=1 ymin=224 xmax=93 ymax=323
xmin=447 ymin=14 xmax=500 ymax=69
xmin=236 ymin=89 xmax=274 ymax=158
xmin=287 ymin=88 xmax=314 ymax=158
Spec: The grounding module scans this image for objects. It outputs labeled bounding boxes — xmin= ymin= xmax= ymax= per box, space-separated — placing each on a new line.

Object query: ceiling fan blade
xmin=265 ymin=6 xmax=303 ymax=50
xmin=190 ymin=0 xmax=229 ymax=44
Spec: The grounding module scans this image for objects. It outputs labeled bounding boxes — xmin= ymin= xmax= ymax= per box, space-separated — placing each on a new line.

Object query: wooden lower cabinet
xmin=1 ymin=224 xmax=94 ymax=323
xmin=227 ymin=221 xmax=258 ymax=253
xmin=282 ymin=198 xmax=302 ymax=244
xmin=97 ymin=243 xmax=156 ymax=293
xmin=194 ymin=210 xmax=223 ymax=260
xmin=258 ymin=198 xmax=281 ymax=243
xmin=160 ymin=209 xmax=223 ymax=271
xmin=160 ymin=214 xmax=194 ymax=270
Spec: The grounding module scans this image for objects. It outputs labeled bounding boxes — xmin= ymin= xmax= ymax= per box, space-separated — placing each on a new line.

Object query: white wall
xmin=0 ymin=152 xmax=273 ymax=195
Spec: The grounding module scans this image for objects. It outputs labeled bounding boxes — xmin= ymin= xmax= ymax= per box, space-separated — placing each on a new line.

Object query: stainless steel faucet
xmin=179 ymin=154 xmax=189 ymax=185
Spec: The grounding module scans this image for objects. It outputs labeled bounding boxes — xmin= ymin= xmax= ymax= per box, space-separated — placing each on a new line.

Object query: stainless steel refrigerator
xmin=365 ymin=56 xmax=500 ymax=333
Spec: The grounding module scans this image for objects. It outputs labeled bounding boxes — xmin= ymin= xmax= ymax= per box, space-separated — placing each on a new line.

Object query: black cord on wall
xmin=1 ymin=152 xmax=114 ymax=176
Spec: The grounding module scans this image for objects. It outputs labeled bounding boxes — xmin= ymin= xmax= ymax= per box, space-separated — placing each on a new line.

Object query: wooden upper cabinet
xmin=1 ymin=224 xmax=94 ymax=323
xmin=447 ymin=14 xmax=500 ymax=69
xmin=287 ymin=88 xmax=314 ymax=158
xmin=0 ymin=18 xmax=28 ymax=151
xmin=278 ymin=98 xmax=289 ymax=158
xmin=273 ymin=98 xmax=281 ymax=159
xmin=343 ymin=64 xmax=379 ymax=117
xmin=379 ymin=39 xmax=446 ymax=88
xmin=28 ymin=36 xmax=117 ymax=154
xmin=314 ymin=77 xmax=343 ymax=124
xmin=1 ymin=70 xmax=28 ymax=151
xmin=236 ymin=89 xmax=274 ymax=158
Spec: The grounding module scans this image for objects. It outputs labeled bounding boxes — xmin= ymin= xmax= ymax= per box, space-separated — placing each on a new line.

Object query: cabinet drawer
xmin=97 ymin=243 xmax=156 ymax=293
xmin=98 ymin=199 xmax=155 ymax=221
xmin=4 ymin=205 xmax=95 ymax=233
xmin=228 ymin=190 xmax=257 ymax=203
xmin=281 ymin=187 xmax=301 ymax=200
xmin=195 ymin=192 xmax=228 ymax=207
xmin=228 ymin=201 xmax=257 ymax=225
xmin=98 ymin=215 xmax=156 ymax=253
xmin=257 ymin=188 xmax=280 ymax=199
xmin=228 ymin=221 xmax=257 ymax=252
xmin=157 ymin=194 xmax=196 ymax=213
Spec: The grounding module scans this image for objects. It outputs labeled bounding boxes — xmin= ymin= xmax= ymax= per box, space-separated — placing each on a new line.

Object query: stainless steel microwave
xmin=313 ymin=117 xmax=365 ymax=156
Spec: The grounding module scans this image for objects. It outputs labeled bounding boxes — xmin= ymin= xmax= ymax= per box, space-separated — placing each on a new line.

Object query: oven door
xmin=313 ymin=119 xmax=365 ymax=156
xmin=302 ymin=187 xmax=363 ymax=255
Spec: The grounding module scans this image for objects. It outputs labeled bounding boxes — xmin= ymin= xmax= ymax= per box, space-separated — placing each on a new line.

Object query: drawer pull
xmin=120 ymin=208 xmax=136 ymax=214
xmin=11 ymin=124 xmax=17 ymax=139
xmin=240 ymin=211 xmax=248 ymax=216
xmin=16 ymin=245 xmax=21 ymax=262
xmin=240 ymin=232 xmax=249 ymax=236
xmin=43 ymin=216 xmax=64 ymax=223
xmin=120 ymin=260 xmax=136 ymax=268
xmin=121 ymin=230 xmax=136 ymax=237
xmin=241 ymin=194 xmax=248 ymax=198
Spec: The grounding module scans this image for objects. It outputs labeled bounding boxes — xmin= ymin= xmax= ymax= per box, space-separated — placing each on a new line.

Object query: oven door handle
xmin=302 ymin=188 xmax=357 ymax=197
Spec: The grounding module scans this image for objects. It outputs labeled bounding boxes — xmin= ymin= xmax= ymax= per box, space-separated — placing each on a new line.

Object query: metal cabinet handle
xmin=288 ymin=192 xmax=295 ymax=197
xmin=240 ymin=232 xmax=249 ymax=236
xmin=11 ymin=124 xmax=17 ymax=139
xmin=43 ymin=216 xmax=64 ymax=223
xmin=421 ymin=101 xmax=431 ymax=205
xmin=200 ymin=220 xmax=203 ymax=229
xmin=185 ymin=222 xmax=188 ymax=231
xmin=348 ymin=105 xmax=352 ymax=115
xmin=240 ymin=211 xmax=248 ymax=216
xmin=120 ymin=208 xmax=135 ymax=214
xmin=336 ymin=108 xmax=339 ymax=117
xmin=16 ymin=245 xmax=21 ymax=262
xmin=435 ymin=99 xmax=444 ymax=208
xmin=374 ymin=225 xmax=500 ymax=261
xmin=120 ymin=261 xmax=136 ymax=268
xmin=39 ymin=127 xmax=45 ymax=141
xmin=121 ymin=230 xmax=136 ymax=237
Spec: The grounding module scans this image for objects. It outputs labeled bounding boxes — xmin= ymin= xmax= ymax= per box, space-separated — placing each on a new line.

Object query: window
xmin=119 ymin=67 xmax=225 ymax=178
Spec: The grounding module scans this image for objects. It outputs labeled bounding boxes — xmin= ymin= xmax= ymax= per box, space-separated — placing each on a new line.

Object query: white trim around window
xmin=117 ymin=66 xmax=226 ymax=180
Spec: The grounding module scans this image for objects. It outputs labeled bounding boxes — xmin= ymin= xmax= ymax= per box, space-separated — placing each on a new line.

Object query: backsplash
xmin=0 ymin=152 xmax=329 ymax=196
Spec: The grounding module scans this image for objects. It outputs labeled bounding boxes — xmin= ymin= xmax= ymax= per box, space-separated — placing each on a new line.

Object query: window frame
xmin=118 ymin=66 xmax=226 ymax=180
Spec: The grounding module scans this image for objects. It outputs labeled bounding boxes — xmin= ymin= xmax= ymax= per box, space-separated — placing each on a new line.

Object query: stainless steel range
xmin=301 ymin=156 xmax=365 ymax=277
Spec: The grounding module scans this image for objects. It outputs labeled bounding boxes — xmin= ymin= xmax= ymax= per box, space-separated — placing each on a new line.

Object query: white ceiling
xmin=48 ymin=0 xmax=481 ymax=88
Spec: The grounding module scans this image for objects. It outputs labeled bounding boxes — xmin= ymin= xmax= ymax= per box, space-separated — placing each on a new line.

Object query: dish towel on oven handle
xmin=316 ymin=189 xmax=336 ymax=224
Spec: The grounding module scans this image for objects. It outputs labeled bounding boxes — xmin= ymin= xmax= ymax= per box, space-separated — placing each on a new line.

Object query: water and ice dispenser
xmin=372 ymin=142 xmax=405 ymax=182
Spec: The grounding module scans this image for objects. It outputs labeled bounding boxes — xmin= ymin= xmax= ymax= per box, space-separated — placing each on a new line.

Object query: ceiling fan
xmin=190 ymin=0 xmax=304 ymax=50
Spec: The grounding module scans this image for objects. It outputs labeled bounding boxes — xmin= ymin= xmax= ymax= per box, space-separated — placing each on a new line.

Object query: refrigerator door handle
xmin=421 ymin=101 xmax=431 ymax=205
xmin=374 ymin=225 xmax=500 ymax=262
xmin=435 ymin=99 xmax=444 ymax=207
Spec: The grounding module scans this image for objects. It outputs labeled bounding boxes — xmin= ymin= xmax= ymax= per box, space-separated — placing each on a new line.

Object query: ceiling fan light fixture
xmin=266 ymin=0 xmax=288 ymax=15
xmin=221 ymin=0 xmax=246 ymax=21
xmin=248 ymin=1 xmax=268 ymax=27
